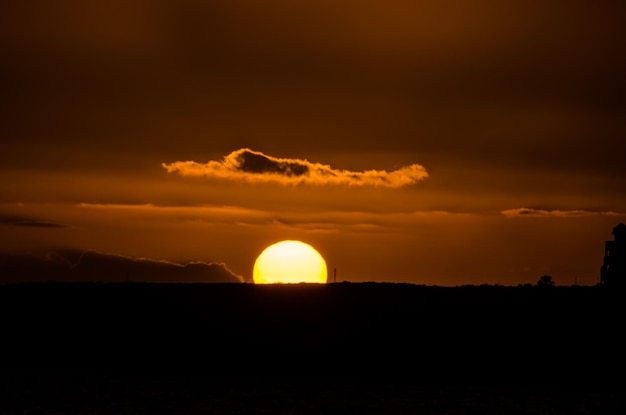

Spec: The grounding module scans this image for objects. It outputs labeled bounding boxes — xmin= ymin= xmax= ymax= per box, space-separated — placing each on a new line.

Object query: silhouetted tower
xmin=600 ymin=223 xmax=626 ymax=286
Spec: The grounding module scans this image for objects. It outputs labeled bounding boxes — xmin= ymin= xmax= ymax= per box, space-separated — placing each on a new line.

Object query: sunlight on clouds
xmin=162 ymin=148 xmax=428 ymax=188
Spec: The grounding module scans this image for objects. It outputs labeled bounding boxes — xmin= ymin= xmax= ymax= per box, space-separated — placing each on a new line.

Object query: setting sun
xmin=253 ymin=240 xmax=327 ymax=284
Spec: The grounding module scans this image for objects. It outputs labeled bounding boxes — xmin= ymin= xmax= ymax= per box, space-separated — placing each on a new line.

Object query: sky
xmin=1 ymin=0 xmax=625 ymax=286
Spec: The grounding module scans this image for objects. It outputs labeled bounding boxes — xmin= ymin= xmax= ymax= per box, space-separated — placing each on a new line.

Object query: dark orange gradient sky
xmin=1 ymin=1 xmax=625 ymax=285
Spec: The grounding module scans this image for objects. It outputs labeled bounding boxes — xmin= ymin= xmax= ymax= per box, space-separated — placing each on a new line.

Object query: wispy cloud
xmin=501 ymin=208 xmax=624 ymax=218
xmin=77 ymin=203 xmax=471 ymax=231
xmin=0 ymin=215 xmax=67 ymax=228
xmin=77 ymin=203 xmax=274 ymax=225
xmin=162 ymin=148 xmax=428 ymax=188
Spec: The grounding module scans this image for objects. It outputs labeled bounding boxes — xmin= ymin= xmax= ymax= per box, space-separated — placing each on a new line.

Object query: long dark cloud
xmin=501 ymin=208 xmax=624 ymax=218
xmin=163 ymin=148 xmax=428 ymax=187
xmin=0 ymin=250 xmax=242 ymax=284
xmin=0 ymin=215 xmax=67 ymax=228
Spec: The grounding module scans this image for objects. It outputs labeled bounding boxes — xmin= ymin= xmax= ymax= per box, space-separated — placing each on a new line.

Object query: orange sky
xmin=1 ymin=1 xmax=625 ymax=285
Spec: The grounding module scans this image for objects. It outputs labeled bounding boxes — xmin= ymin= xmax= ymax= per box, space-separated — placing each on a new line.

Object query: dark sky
xmin=1 ymin=1 xmax=625 ymax=285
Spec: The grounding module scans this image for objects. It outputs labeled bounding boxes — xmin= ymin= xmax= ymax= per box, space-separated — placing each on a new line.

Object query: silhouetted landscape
xmin=1 ymin=282 xmax=624 ymax=413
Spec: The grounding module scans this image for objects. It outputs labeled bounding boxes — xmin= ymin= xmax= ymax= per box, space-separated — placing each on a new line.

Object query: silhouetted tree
xmin=537 ymin=275 xmax=554 ymax=287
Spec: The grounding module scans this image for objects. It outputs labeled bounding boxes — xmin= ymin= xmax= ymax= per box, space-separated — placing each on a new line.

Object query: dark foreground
xmin=1 ymin=282 xmax=624 ymax=413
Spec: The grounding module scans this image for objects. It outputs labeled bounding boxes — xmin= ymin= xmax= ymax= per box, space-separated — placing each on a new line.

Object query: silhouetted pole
xmin=334 ymin=267 xmax=336 ymax=283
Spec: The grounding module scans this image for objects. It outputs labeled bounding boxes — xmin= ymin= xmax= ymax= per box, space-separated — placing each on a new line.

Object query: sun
xmin=253 ymin=240 xmax=327 ymax=284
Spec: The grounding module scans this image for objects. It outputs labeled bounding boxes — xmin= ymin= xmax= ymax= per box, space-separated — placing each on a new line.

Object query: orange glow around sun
xmin=253 ymin=240 xmax=327 ymax=284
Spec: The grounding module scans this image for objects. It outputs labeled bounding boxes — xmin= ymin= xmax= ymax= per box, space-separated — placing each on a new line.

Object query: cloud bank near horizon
xmin=162 ymin=148 xmax=428 ymax=188
xmin=0 ymin=250 xmax=243 ymax=284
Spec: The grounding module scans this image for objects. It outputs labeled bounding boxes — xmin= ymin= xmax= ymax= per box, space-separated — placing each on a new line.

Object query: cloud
xmin=0 ymin=215 xmax=67 ymax=228
xmin=501 ymin=208 xmax=624 ymax=218
xmin=76 ymin=203 xmax=472 ymax=232
xmin=0 ymin=250 xmax=243 ymax=284
xmin=162 ymin=148 xmax=428 ymax=188
xmin=77 ymin=203 xmax=275 ymax=226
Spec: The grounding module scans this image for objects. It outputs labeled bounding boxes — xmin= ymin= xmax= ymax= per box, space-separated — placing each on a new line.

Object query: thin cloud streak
xmin=77 ymin=202 xmax=274 ymax=225
xmin=0 ymin=215 xmax=67 ymax=228
xmin=162 ymin=148 xmax=428 ymax=188
xmin=501 ymin=208 xmax=624 ymax=218
xmin=77 ymin=202 xmax=471 ymax=230
xmin=77 ymin=203 xmax=265 ymax=216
